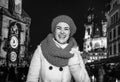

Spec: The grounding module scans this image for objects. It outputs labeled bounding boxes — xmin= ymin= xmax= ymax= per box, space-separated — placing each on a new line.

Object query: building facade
xmin=107 ymin=0 xmax=120 ymax=57
xmin=83 ymin=9 xmax=107 ymax=63
xmin=0 ymin=0 xmax=31 ymax=67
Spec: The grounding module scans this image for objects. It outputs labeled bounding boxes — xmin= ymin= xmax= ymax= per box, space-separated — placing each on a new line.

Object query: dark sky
xmin=22 ymin=0 xmax=111 ymax=51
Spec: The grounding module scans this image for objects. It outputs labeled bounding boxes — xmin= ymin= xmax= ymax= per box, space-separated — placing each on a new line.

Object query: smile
xmin=58 ymin=34 xmax=66 ymax=39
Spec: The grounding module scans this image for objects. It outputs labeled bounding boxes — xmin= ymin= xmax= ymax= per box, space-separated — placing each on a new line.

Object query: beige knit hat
xmin=51 ymin=15 xmax=77 ymax=36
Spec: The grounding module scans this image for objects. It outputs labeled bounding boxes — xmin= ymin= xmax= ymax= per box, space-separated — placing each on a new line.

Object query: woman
xmin=26 ymin=15 xmax=90 ymax=82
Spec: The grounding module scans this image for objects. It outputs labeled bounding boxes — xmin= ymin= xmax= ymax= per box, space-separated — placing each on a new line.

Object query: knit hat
xmin=51 ymin=15 xmax=77 ymax=36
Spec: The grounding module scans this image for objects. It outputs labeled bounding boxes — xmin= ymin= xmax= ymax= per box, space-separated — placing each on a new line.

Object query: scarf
xmin=41 ymin=33 xmax=77 ymax=67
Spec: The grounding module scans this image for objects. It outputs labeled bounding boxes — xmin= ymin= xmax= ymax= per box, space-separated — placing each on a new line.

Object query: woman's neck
xmin=53 ymin=38 xmax=68 ymax=49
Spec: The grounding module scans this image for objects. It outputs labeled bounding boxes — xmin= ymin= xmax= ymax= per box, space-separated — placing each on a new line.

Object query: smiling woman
xmin=26 ymin=15 xmax=90 ymax=82
xmin=54 ymin=22 xmax=70 ymax=44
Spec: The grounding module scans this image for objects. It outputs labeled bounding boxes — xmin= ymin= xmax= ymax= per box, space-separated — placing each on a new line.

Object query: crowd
xmin=0 ymin=62 xmax=120 ymax=82
xmin=0 ymin=64 xmax=29 ymax=82
xmin=86 ymin=63 xmax=120 ymax=82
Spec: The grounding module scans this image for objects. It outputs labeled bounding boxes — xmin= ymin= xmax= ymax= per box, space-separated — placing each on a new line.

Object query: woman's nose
xmin=60 ymin=30 xmax=64 ymax=33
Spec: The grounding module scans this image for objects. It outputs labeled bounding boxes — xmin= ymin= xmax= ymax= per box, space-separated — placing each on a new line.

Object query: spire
xmin=87 ymin=7 xmax=94 ymax=23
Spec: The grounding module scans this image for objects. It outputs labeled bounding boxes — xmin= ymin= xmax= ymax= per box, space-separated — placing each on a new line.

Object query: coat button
xmin=49 ymin=66 xmax=53 ymax=70
xmin=59 ymin=67 xmax=63 ymax=71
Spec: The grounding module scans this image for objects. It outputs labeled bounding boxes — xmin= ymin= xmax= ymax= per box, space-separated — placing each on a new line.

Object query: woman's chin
xmin=58 ymin=41 xmax=67 ymax=44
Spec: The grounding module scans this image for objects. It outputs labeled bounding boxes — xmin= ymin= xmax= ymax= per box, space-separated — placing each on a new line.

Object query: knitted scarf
xmin=41 ymin=34 xmax=77 ymax=67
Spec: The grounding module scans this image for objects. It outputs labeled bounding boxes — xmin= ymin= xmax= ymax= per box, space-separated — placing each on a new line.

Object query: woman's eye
xmin=65 ymin=27 xmax=69 ymax=30
xmin=65 ymin=28 xmax=69 ymax=30
xmin=56 ymin=26 xmax=61 ymax=30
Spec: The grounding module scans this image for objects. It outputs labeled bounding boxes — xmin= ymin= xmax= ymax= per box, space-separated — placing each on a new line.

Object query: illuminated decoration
xmin=84 ymin=39 xmax=92 ymax=52
xmin=102 ymin=21 xmax=107 ymax=36
xmin=7 ymin=22 xmax=21 ymax=66
xmin=94 ymin=27 xmax=101 ymax=37
xmin=10 ymin=35 xmax=18 ymax=48
xmin=94 ymin=42 xmax=100 ymax=49
xmin=10 ymin=51 xmax=17 ymax=62
xmin=84 ymin=29 xmax=107 ymax=52
xmin=91 ymin=37 xmax=107 ymax=50
xmin=11 ymin=24 xmax=19 ymax=34
xmin=89 ymin=55 xmax=107 ymax=61
xmin=84 ymin=25 xmax=93 ymax=39
xmin=9 ymin=23 xmax=19 ymax=49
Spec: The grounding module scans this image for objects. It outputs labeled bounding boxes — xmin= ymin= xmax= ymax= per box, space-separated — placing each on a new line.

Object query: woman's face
xmin=55 ymin=22 xmax=70 ymax=44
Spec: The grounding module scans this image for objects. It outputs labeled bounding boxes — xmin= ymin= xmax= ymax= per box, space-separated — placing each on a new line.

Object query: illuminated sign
xmin=89 ymin=55 xmax=107 ymax=61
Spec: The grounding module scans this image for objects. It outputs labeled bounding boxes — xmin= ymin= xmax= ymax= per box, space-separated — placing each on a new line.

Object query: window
xmin=114 ymin=12 xmax=119 ymax=24
xmin=118 ymin=26 xmax=120 ymax=36
xmin=109 ymin=31 xmax=112 ymax=40
xmin=116 ymin=12 xmax=119 ymax=22
xmin=113 ymin=28 xmax=116 ymax=39
xmin=111 ymin=12 xmax=119 ymax=25
xmin=110 ymin=46 xmax=112 ymax=55
xmin=114 ymin=43 xmax=116 ymax=54
xmin=114 ymin=14 xmax=116 ymax=23
xmin=119 ymin=42 xmax=120 ymax=53
xmin=111 ymin=16 xmax=114 ymax=25
xmin=113 ymin=1 xmax=118 ymax=8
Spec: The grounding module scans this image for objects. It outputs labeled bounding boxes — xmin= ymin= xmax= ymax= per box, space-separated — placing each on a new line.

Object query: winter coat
xmin=26 ymin=45 xmax=91 ymax=82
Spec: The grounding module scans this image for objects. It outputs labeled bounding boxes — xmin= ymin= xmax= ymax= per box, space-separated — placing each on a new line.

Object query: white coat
xmin=26 ymin=44 xmax=90 ymax=82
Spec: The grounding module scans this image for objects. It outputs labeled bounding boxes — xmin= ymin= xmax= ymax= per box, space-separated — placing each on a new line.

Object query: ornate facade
xmin=0 ymin=0 xmax=31 ymax=67
xmin=83 ymin=10 xmax=107 ymax=63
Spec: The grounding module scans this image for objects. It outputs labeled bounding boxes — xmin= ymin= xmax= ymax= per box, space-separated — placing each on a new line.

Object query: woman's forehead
xmin=56 ymin=22 xmax=70 ymax=28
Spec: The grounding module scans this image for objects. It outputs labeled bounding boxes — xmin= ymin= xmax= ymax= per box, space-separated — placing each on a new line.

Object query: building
xmin=107 ymin=0 xmax=120 ymax=57
xmin=83 ymin=8 xmax=107 ymax=63
xmin=0 ymin=0 xmax=31 ymax=67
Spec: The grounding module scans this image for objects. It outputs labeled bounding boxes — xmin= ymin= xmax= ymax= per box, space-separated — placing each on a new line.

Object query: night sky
xmin=22 ymin=0 xmax=111 ymax=51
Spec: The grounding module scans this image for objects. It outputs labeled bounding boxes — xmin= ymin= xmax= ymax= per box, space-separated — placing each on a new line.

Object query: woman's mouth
xmin=58 ymin=34 xmax=66 ymax=39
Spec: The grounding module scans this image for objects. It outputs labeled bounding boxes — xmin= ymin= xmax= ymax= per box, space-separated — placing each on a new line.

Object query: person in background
xmin=26 ymin=15 xmax=90 ymax=82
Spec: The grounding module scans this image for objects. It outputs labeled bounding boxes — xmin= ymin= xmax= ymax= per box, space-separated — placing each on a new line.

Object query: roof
xmin=0 ymin=7 xmax=31 ymax=24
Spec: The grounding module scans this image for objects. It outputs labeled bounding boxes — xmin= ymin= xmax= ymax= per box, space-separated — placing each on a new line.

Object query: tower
xmin=83 ymin=7 xmax=107 ymax=63
xmin=0 ymin=0 xmax=31 ymax=67
xmin=83 ymin=9 xmax=94 ymax=52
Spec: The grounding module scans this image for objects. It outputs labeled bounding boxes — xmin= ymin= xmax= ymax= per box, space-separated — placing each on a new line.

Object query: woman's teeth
xmin=59 ymin=34 xmax=66 ymax=39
